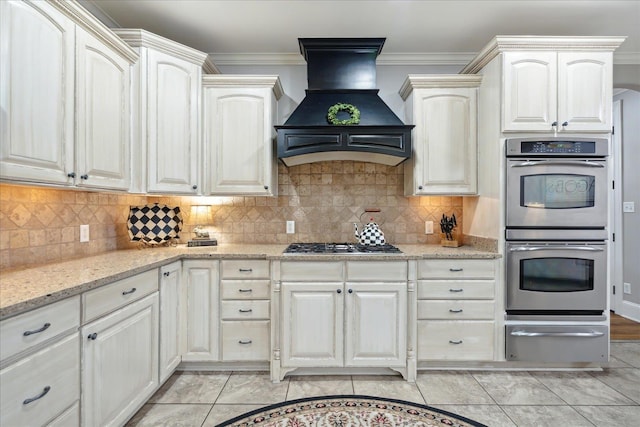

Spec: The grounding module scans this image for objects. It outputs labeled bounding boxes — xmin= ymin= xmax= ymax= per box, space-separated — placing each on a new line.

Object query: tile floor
xmin=127 ymin=341 xmax=640 ymax=427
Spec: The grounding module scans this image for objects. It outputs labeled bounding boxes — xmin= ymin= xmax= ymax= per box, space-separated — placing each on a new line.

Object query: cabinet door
xmin=281 ymin=283 xmax=343 ymax=368
xmin=0 ymin=0 xmax=75 ymax=185
xmin=557 ymin=52 xmax=612 ymax=132
xmin=412 ymin=88 xmax=477 ymax=194
xmin=205 ymin=87 xmax=276 ymax=195
xmin=81 ymin=293 xmax=159 ymax=427
xmin=75 ymin=28 xmax=131 ymax=190
xmin=146 ymin=50 xmax=201 ymax=194
xmin=344 ymin=283 xmax=407 ymax=367
xmin=502 ymin=51 xmax=557 ymax=132
xmin=159 ymin=261 xmax=183 ymax=382
xmin=182 ymin=260 xmax=219 ymax=361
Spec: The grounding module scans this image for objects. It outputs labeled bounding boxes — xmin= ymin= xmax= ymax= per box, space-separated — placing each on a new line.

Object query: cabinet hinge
xmin=612 ymin=126 xmax=615 ymax=135
xmin=613 ymin=285 xmax=616 ymax=295
xmin=612 ymin=180 xmax=615 ymax=190
xmin=613 ymin=233 xmax=615 ymax=242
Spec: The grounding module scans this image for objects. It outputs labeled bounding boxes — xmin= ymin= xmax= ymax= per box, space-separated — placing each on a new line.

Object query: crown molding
xmin=399 ymin=75 xmax=483 ymax=100
xmin=203 ymin=57 xmax=221 ymax=74
xmin=112 ymin=29 xmax=209 ymax=66
xmin=202 ymin=75 xmax=284 ymax=99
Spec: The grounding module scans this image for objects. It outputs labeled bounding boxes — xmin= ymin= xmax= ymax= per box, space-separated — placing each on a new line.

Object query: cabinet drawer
xmin=417 ymin=300 xmax=494 ymax=320
xmin=417 ymin=321 xmax=494 ymax=360
xmin=220 ymin=280 xmax=270 ymax=300
xmin=1 ymin=297 xmax=80 ymax=363
xmin=417 ymin=280 xmax=495 ymax=299
xmin=221 ymin=260 xmax=270 ymax=279
xmin=47 ymin=402 xmax=79 ymax=427
xmin=280 ymin=261 xmax=343 ymax=281
xmin=221 ymin=301 xmax=270 ymax=320
xmin=418 ymin=259 xmax=495 ymax=279
xmin=1 ymin=334 xmax=80 ymax=427
xmin=82 ymin=269 xmax=158 ymax=323
xmin=346 ymin=261 xmax=407 ymax=281
xmin=221 ymin=320 xmax=270 ymax=361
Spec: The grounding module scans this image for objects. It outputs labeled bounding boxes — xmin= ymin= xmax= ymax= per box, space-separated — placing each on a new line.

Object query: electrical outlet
xmin=286 ymin=220 xmax=295 ymax=234
xmin=623 ymin=202 xmax=635 ymax=213
xmin=80 ymin=224 xmax=90 ymax=242
xmin=623 ymin=282 xmax=631 ymax=294
xmin=425 ymin=221 xmax=434 ymax=234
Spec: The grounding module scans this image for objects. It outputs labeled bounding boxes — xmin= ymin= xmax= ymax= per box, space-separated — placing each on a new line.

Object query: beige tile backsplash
xmin=0 ymin=161 xmax=462 ymax=270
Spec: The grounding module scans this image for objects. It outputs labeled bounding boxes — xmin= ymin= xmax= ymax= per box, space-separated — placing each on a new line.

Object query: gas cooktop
xmin=284 ymin=242 xmax=402 ymax=255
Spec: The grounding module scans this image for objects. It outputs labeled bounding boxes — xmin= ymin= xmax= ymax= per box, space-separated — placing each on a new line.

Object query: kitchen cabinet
xmin=159 ymin=261 xmax=184 ymax=382
xmin=400 ymin=75 xmax=481 ymax=195
xmin=182 ymin=260 xmax=220 ymax=361
xmin=416 ymin=259 xmax=497 ymax=361
xmin=0 ymin=0 xmax=137 ymax=189
xmin=203 ymin=76 xmax=283 ymax=196
xmin=278 ymin=260 xmax=408 ymax=380
xmin=114 ymin=29 xmax=212 ymax=194
xmin=81 ymin=270 xmax=159 ymax=427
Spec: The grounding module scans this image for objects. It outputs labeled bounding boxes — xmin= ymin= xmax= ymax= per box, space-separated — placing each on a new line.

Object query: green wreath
xmin=327 ymin=103 xmax=360 ymax=125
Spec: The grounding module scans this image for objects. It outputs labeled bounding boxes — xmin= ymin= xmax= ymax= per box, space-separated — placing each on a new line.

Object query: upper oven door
xmin=506 ymin=158 xmax=608 ymax=229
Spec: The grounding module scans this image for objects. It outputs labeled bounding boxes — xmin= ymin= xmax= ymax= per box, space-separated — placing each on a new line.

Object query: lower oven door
xmin=506 ymin=324 xmax=608 ymax=362
xmin=506 ymin=241 xmax=607 ymax=314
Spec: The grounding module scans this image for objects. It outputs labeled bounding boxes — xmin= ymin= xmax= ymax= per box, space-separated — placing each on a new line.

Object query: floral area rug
xmin=215 ymin=395 xmax=487 ymax=426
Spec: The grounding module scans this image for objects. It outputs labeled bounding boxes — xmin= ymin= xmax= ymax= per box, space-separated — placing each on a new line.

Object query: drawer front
xmin=1 ymin=334 xmax=80 ymax=427
xmin=220 ymin=280 xmax=270 ymax=300
xmin=346 ymin=261 xmax=407 ymax=281
xmin=221 ymin=321 xmax=270 ymax=361
xmin=221 ymin=260 xmax=270 ymax=279
xmin=418 ymin=259 xmax=495 ymax=279
xmin=1 ymin=297 xmax=80 ymax=363
xmin=417 ymin=321 xmax=494 ymax=360
xmin=82 ymin=269 xmax=158 ymax=323
xmin=280 ymin=261 xmax=343 ymax=281
xmin=417 ymin=300 xmax=494 ymax=320
xmin=417 ymin=280 xmax=495 ymax=299
xmin=221 ymin=301 xmax=270 ymax=320
xmin=47 ymin=402 xmax=79 ymax=427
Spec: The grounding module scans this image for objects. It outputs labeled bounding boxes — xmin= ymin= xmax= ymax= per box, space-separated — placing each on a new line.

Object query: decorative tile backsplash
xmin=0 ymin=161 xmax=463 ymax=270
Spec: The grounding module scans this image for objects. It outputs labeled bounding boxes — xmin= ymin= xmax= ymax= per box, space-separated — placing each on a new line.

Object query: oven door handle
xmin=510 ymin=330 xmax=605 ymax=338
xmin=509 ymin=246 xmax=604 ymax=252
xmin=510 ymin=160 xmax=605 ymax=168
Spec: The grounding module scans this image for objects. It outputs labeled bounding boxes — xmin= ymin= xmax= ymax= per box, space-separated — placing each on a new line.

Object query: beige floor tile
xmin=126 ymin=403 xmax=212 ymax=427
xmin=610 ymin=342 xmax=640 ymax=368
xmin=287 ymin=375 xmax=354 ymax=400
xmin=531 ymin=371 xmax=636 ymax=405
xmin=352 ymin=375 xmax=425 ymax=404
xmin=202 ymin=404 xmax=263 ymax=426
xmin=574 ymin=405 xmax=640 ymax=427
xmin=148 ymin=371 xmax=230 ymax=404
xmin=471 ymin=371 xmax=564 ymax=405
xmin=416 ymin=371 xmax=495 ymax=404
xmin=432 ymin=404 xmax=516 ymax=427
xmin=216 ymin=372 xmax=289 ymax=404
xmin=500 ymin=405 xmax=593 ymax=427
xmin=589 ymin=368 xmax=640 ymax=404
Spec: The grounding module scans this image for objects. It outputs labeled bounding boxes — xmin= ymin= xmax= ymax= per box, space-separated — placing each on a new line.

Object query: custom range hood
xmin=276 ymin=38 xmax=413 ymax=167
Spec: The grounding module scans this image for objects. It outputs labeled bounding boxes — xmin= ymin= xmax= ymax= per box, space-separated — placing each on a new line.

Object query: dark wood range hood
xmin=276 ymin=38 xmax=413 ymax=167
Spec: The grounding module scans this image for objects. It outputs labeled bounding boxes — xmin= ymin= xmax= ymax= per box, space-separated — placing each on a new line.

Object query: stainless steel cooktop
xmin=283 ymin=242 xmax=402 ymax=255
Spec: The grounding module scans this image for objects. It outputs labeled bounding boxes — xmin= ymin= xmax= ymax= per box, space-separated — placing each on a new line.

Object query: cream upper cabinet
xmin=203 ymin=76 xmax=283 ymax=196
xmin=113 ymin=29 xmax=210 ymax=195
xmin=400 ymin=76 xmax=481 ymax=195
xmin=0 ymin=0 xmax=75 ymax=185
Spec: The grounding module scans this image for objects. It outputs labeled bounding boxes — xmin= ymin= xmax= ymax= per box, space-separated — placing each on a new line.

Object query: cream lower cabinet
xmin=416 ymin=259 xmax=497 ymax=361
xmin=159 ymin=261 xmax=184 ymax=382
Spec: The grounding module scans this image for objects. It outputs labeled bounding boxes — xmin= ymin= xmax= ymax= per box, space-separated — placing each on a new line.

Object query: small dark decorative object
xmin=127 ymin=204 xmax=182 ymax=246
xmin=327 ymin=102 xmax=360 ymax=125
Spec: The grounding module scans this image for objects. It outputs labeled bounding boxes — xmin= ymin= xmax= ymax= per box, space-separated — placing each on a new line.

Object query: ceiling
xmin=82 ymin=0 xmax=640 ymax=66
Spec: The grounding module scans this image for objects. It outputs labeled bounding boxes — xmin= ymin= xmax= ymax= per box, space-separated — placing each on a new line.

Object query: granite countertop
xmin=0 ymin=243 xmax=499 ymax=320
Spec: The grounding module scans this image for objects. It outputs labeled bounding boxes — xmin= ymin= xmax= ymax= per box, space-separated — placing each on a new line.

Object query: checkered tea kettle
xmin=354 ymin=209 xmax=386 ymax=246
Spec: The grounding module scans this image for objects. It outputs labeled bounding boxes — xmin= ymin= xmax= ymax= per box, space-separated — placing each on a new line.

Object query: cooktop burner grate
xmin=284 ymin=242 xmax=402 ymax=254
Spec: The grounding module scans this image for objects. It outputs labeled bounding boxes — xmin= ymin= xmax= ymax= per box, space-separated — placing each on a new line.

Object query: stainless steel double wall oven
xmin=504 ymin=137 xmax=610 ymax=362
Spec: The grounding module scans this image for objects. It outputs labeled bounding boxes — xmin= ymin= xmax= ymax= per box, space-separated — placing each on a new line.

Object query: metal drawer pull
xmin=449 ymin=288 xmax=464 ymax=293
xmin=239 ymin=268 xmax=253 ymax=272
xmin=510 ymin=330 xmax=605 ymax=338
xmin=239 ymin=309 xmax=253 ymax=313
xmin=23 ymin=323 xmax=51 ymax=336
xmin=238 ymin=340 xmax=252 ymax=344
xmin=449 ymin=340 xmax=463 ymax=345
xmin=449 ymin=268 xmax=463 ymax=272
xmin=23 ymin=386 xmax=51 ymax=405
xmin=449 ymin=309 xmax=463 ymax=313
xmin=122 ymin=288 xmax=137 ymax=295
xmin=238 ymin=289 xmax=253 ymax=293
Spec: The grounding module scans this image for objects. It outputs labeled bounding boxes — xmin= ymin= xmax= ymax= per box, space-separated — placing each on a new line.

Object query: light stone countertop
xmin=0 ymin=243 xmax=499 ymax=320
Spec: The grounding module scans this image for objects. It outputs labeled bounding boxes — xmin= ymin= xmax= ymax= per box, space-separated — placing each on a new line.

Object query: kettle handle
xmin=359 ymin=210 xmax=385 ymax=225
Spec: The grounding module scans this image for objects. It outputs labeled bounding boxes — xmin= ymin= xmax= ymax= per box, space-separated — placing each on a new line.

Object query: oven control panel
xmin=506 ymin=137 xmax=608 ymax=157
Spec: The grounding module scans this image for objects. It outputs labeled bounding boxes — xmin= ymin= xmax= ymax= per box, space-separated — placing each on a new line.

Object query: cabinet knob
xmin=562 ymin=121 xmax=569 ymax=127
xmin=418 ymin=185 xmax=423 ymax=190
xmin=551 ymin=121 xmax=558 ymax=127
xmin=192 ymin=185 xmax=198 ymax=190
xmin=23 ymin=322 xmax=51 ymax=336
xmin=88 ymin=332 xmax=98 ymax=340
xmin=163 ymin=272 xmax=170 ymax=277
xmin=348 ymin=289 xmax=353 ymax=293
xmin=264 ymin=185 xmax=269 ymax=190
xmin=80 ymin=174 xmax=88 ymax=180
xmin=336 ymin=289 xmax=342 ymax=294
xmin=67 ymin=172 xmax=76 ymax=178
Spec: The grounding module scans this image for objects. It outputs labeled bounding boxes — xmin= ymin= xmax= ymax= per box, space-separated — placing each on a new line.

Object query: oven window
xmin=521 ymin=174 xmax=595 ymax=209
xmin=520 ymin=258 xmax=594 ymax=292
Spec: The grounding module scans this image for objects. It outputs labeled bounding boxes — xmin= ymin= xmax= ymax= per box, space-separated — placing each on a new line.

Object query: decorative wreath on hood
xmin=327 ymin=103 xmax=360 ymax=125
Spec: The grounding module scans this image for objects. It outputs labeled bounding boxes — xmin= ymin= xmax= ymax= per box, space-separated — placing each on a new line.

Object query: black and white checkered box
xmin=127 ymin=204 xmax=183 ymax=244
